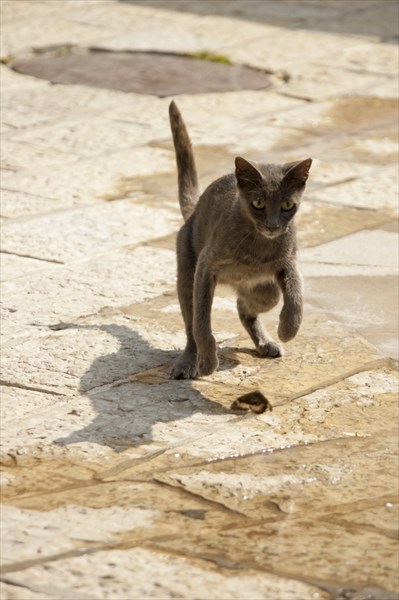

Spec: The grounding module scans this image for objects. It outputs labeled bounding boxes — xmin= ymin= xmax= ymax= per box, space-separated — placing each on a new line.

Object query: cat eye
xmin=251 ymin=198 xmax=266 ymax=210
xmin=281 ymin=200 xmax=295 ymax=211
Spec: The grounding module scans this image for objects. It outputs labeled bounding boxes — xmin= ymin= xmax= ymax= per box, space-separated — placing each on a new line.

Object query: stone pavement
xmin=1 ymin=1 xmax=398 ymax=598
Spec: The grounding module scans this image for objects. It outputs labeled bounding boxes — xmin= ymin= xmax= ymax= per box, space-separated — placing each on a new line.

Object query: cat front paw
xmin=278 ymin=307 xmax=302 ymax=342
xmin=197 ymin=351 xmax=219 ymax=376
xmin=195 ymin=335 xmax=218 ymax=376
xmin=169 ymin=352 xmax=198 ymax=380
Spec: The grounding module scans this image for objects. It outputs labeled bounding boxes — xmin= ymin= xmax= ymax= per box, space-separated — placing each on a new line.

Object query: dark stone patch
xmin=10 ymin=49 xmax=272 ymax=96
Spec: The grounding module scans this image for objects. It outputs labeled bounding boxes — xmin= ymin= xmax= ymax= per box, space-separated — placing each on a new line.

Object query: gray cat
xmin=169 ymin=101 xmax=312 ymax=379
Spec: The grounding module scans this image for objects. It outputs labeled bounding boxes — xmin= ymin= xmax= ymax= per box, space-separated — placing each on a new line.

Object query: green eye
xmin=281 ymin=200 xmax=295 ymax=211
xmin=251 ymin=198 xmax=266 ymax=210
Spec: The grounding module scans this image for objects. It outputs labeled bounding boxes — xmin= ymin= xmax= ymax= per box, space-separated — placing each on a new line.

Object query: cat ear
xmin=235 ymin=156 xmax=263 ymax=187
xmin=283 ymin=158 xmax=312 ymax=183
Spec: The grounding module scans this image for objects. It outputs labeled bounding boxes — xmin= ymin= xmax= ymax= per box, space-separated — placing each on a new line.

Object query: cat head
xmin=235 ymin=156 xmax=312 ymax=239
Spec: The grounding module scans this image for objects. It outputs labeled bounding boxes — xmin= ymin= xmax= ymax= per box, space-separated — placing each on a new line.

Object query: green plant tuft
xmin=189 ymin=51 xmax=231 ymax=64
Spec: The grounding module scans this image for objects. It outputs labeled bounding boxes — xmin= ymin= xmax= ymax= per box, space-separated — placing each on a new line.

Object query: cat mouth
xmin=258 ymin=228 xmax=284 ymax=239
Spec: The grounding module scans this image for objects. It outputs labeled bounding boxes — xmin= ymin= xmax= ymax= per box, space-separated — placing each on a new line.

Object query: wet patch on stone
xmin=328 ymin=97 xmax=398 ymax=133
xmin=10 ymin=47 xmax=273 ymax=96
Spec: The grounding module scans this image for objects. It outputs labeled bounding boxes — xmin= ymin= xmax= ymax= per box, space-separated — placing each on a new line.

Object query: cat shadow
xmin=54 ymin=322 xmax=234 ymax=452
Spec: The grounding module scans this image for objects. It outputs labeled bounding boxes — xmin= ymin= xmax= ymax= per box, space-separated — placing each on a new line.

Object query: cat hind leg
xmin=170 ymin=224 xmax=198 ymax=379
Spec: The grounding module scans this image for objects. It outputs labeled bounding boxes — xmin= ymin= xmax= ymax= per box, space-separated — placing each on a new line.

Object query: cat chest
xmin=217 ymin=260 xmax=277 ymax=287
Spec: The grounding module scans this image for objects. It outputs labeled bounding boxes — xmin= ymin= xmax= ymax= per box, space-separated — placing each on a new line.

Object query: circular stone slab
xmin=11 ymin=49 xmax=272 ymax=96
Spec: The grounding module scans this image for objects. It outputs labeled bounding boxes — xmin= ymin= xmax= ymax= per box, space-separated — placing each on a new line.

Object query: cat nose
xmin=266 ymin=225 xmax=279 ymax=232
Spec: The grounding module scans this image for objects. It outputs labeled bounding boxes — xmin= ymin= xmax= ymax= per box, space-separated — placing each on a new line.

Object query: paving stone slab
xmin=87 ymin=3 xmax=269 ymax=56
xmin=1 ymin=503 xmax=156 ymax=567
xmin=2 ymin=139 xmax=84 ymax=172
xmin=305 ymin=274 xmax=399 ymax=359
xmin=1 ymin=369 xmax=397 ymax=594
xmin=295 ymin=201 xmax=393 ymax=249
xmin=291 ymin=68 xmax=398 ymax=102
xmin=301 ymin=229 xmax=399 ymax=273
xmin=279 ymin=128 xmax=397 ymax=171
xmin=0 ymin=145 xmax=174 ymax=212
xmin=1 ymin=80 xmax=164 ymax=130
xmin=152 ymin=430 xmax=398 ymax=593
xmin=0 ymin=315 xmax=183 ymax=397
xmin=0 ymin=190 xmax=71 ymax=221
xmin=1 ymin=83 xmax=92 ymax=131
xmin=1 ymin=197 xmax=180 ymax=263
xmin=0 ymin=253 xmax=62 ymax=281
xmin=0 ymin=63 xmax=48 ymax=93
xmin=308 ymin=164 xmax=399 ymax=210
xmin=261 ymin=97 xmax=398 ymax=136
xmin=1 ymin=0 xmax=114 ymax=56
xmin=1 ymin=547 xmax=329 ymax=600
xmin=1 ymin=245 xmax=176 ymax=341
xmin=0 ymin=582 xmax=52 ymax=600
xmin=0 ymin=308 xmax=386 ymax=458
xmin=158 ymin=431 xmax=398 ymax=522
xmin=6 ymin=115 xmax=165 ymax=159
xmin=148 ymin=91 xmax=305 ymax=150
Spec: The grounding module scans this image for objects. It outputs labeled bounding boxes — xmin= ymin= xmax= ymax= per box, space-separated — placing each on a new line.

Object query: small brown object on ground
xmin=231 ymin=391 xmax=272 ymax=414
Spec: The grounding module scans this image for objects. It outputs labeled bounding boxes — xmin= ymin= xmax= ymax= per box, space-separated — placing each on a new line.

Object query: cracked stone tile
xmin=278 ymin=128 xmax=397 ymax=171
xmin=138 ymin=92 xmax=304 ymax=150
xmin=97 ymin=27 xmax=214 ymax=56
xmin=0 ymin=190 xmax=68 ymax=221
xmin=1 ymin=198 xmax=180 ymax=263
xmin=153 ymin=430 xmax=398 ymax=593
xmin=1 ymin=245 xmax=176 ymax=341
xmin=206 ymin=314 xmax=384 ymax=397
xmin=2 ymin=139 xmax=86 ymax=170
xmin=0 ymin=375 xmax=232 ymax=458
xmin=156 ymin=368 xmax=398 ymax=512
xmin=89 ymin=4 xmax=274 ymax=57
xmin=301 ymin=229 xmax=399 ymax=276
xmin=1 ymin=375 xmax=397 ymax=593
xmin=1 ymin=504 xmax=157 ymax=567
xmin=295 ymin=201 xmax=394 ymax=249
xmin=281 ymin=159 xmax=376 ymax=189
xmin=0 ymin=309 xmax=182 ymax=394
xmin=1 ymin=547 xmax=330 ymax=600
xmin=1 ymin=82 xmax=64 ymax=130
xmin=288 ymin=67 xmax=398 ymax=102
xmin=308 ymin=165 xmax=399 ymax=210
xmin=339 ymin=135 xmax=398 ymax=166
xmin=1 ymin=81 xmax=159 ymax=130
xmin=0 ymin=307 xmax=387 ymax=459
xmin=7 ymin=116 xmax=164 ymax=159
xmin=305 ymin=274 xmax=399 ymax=359
xmin=1 ymin=146 xmax=174 ymax=210
xmin=1 ymin=1 xmax=114 ymax=56
xmin=157 ymin=515 xmax=398 ymax=595
xmin=0 ymin=253 xmax=62 ymax=281
xmin=249 ymin=97 xmax=398 ymax=136
xmin=225 ymin=27 xmax=398 ymax=98
xmin=0 ymin=63 xmax=48 ymax=93
xmin=0 ymin=582 xmax=52 ymax=600
xmin=1 ymin=472 xmax=239 ymax=524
